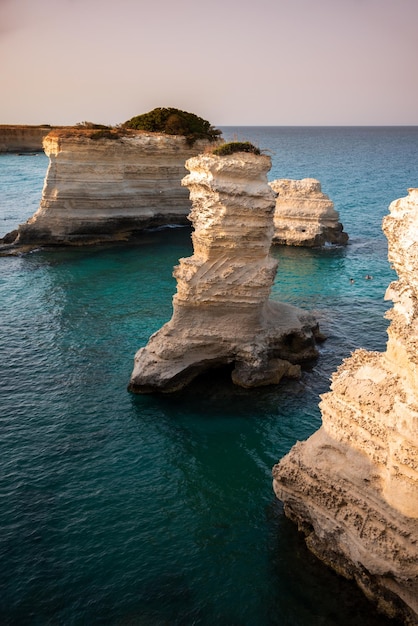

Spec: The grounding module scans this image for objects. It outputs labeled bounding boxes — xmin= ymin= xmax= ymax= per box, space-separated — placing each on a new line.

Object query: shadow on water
xmin=127 ymin=371 xmax=402 ymax=626
xmin=129 ymin=365 xmax=321 ymax=433
xmin=265 ymin=500 xmax=404 ymax=626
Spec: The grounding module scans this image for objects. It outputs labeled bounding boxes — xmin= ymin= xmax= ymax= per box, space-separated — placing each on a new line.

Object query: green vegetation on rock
xmin=76 ymin=121 xmax=112 ymax=130
xmin=73 ymin=122 xmax=125 ymax=140
xmin=123 ymin=108 xmax=221 ymax=145
xmin=89 ymin=129 xmax=125 ymax=141
xmin=211 ymin=141 xmax=261 ymax=156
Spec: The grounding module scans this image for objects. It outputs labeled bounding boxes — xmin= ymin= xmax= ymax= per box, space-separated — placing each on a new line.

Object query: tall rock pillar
xmin=129 ymin=151 xmax=321 ymax=393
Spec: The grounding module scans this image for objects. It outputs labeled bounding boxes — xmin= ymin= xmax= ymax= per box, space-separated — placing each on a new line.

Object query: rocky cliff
xmin=11 ymin=129 xmax=213 ymax=246
xmin=0 ymin=125 xmax=61 ymax=153
xmin=129 ymin=151 xmax=322 ymax=394
xmin=273 ymin=189 xmax=418 ymax=624
xmin=269 ymin=178 xmax=348 ymax=246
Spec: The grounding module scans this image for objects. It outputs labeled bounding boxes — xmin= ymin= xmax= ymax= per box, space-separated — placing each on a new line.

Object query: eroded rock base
xmin=273 ymin=427 xmax=418 ymax=625
xmin=129 ymin=301 xmax=321 ymax=393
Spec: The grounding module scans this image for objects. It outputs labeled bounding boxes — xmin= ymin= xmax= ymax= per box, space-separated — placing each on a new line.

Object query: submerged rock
xmin=129 ymin=151 xmax=322 ymax=394
xmin=269 ymin=178 xmax=348 ymax=247
xmin=273 ymin=188 xmax=418 ymax=624
xmin=8 ymin=128 xmax=214 ymax=247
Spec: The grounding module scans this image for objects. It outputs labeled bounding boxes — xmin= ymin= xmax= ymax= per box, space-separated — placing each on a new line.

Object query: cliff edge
xmin=129 ymin=150 xmax=322 ymax=394
xmin=273 ymin=189 xmax=418 ymax=624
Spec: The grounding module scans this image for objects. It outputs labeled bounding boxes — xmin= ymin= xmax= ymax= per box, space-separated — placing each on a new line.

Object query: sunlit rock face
xmin=129 ymin=152 xmax=322 ymax=393
xmin=273 ymin=188 xmax=418 ymax=624
xmin=269 ymin=178 xmax=348 ymax=247
xmin=14 ymin=129 xmax=212 ymax=246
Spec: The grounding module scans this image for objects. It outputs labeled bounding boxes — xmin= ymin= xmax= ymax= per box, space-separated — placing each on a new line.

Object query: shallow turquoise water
xmin=1 ymin=128 xmax=417 ymax=624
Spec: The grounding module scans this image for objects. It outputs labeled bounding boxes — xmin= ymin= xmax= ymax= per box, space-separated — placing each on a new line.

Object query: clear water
xmin=1 ymin=127 xmax=417 ymax=625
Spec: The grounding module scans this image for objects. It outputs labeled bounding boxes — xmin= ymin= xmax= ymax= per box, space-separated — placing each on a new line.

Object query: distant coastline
xmin=0 ymin=125 xmax=65 ymax=153
xmin=2 ymin=124 xmax=417 ymax=154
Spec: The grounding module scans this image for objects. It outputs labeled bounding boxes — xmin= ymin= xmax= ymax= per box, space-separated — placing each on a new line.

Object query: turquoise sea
xmin=1 ymin=127 xmax=417 ymax=625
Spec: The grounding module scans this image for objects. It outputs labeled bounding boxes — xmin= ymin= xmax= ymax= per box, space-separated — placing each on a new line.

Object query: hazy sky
xmin=1 ymin=0 xmax=417 ymax=126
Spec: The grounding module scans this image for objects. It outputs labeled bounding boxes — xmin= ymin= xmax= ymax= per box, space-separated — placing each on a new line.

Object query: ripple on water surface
xmin=1 ymin=128 xmax=415 ymax=624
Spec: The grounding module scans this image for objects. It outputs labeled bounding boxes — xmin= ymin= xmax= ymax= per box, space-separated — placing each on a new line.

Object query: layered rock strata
xmin=273 ymin=189 xmax=418 ymax=624
xmin=11 ymin=129 xmax=213 ymax=246
xmin=0 ymin=125 xmax=61 ymax=153
xmin=129 ymin=152 xmax=322 ymax=394
xmin=269 ymin=178 xmax=348 ymax=246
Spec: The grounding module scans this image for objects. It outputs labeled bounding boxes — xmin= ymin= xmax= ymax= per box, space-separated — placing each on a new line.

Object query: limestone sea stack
xmin=13 ymin=129 xmax=213 ymax=246
xmin=269 ymin=178 xmax=348 ymax=246
xmin=129 ymin=150 xmax=322 ymax=394
xmin=273 ymin=189 xmax=418 ymax=624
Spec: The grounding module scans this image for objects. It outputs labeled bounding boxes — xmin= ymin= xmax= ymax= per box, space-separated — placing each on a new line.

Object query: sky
xmin=1 ymin=0 xmax=417 ymax=126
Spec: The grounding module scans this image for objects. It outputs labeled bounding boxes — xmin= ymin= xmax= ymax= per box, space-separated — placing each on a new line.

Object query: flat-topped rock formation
xmin=129 ymin=150 xmax=322 ymax=394
xmin=0 ymin=125 xmax=62 ymax=153
xmin=273 ymin=189 xmax=418 ymax=624
xmin=269 ymin=178 xmax=348 ymax=246
xmin=7 ymin=128 xmax=213 ymax=247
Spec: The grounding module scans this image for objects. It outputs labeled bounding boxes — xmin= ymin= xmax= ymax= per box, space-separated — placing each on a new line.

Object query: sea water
xmin=1 ymin=127 xmax=417 ymax=625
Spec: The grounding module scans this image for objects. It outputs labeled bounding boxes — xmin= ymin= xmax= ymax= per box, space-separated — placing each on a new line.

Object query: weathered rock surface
xmin=10 ymin=129 xmax=213 ymax=246
xmin=129 ymin=152 xmax=322 ymax=394
xmin=0 ymin=125 xmax=61 ymax=153
xmin=269 ymin=178 xmax=348 ymax=246
xmin=273 ymin=188 xmax=418 ymax=624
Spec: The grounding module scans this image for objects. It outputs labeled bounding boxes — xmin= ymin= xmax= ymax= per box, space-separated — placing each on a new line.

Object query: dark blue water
xmin=1 ymin=128 xmax=417 ymax=625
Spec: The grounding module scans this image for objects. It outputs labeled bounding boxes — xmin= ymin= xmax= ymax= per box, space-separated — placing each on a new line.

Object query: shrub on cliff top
xmin=76 ymin=121 xmax=112 ymax=129
xmin=123 ymin=108 xmax=221 ymax=145
xmin=211 ymin=141 xmax=261 ymax=156
xmin=89 ymin=128 xmax=125 ymax=140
